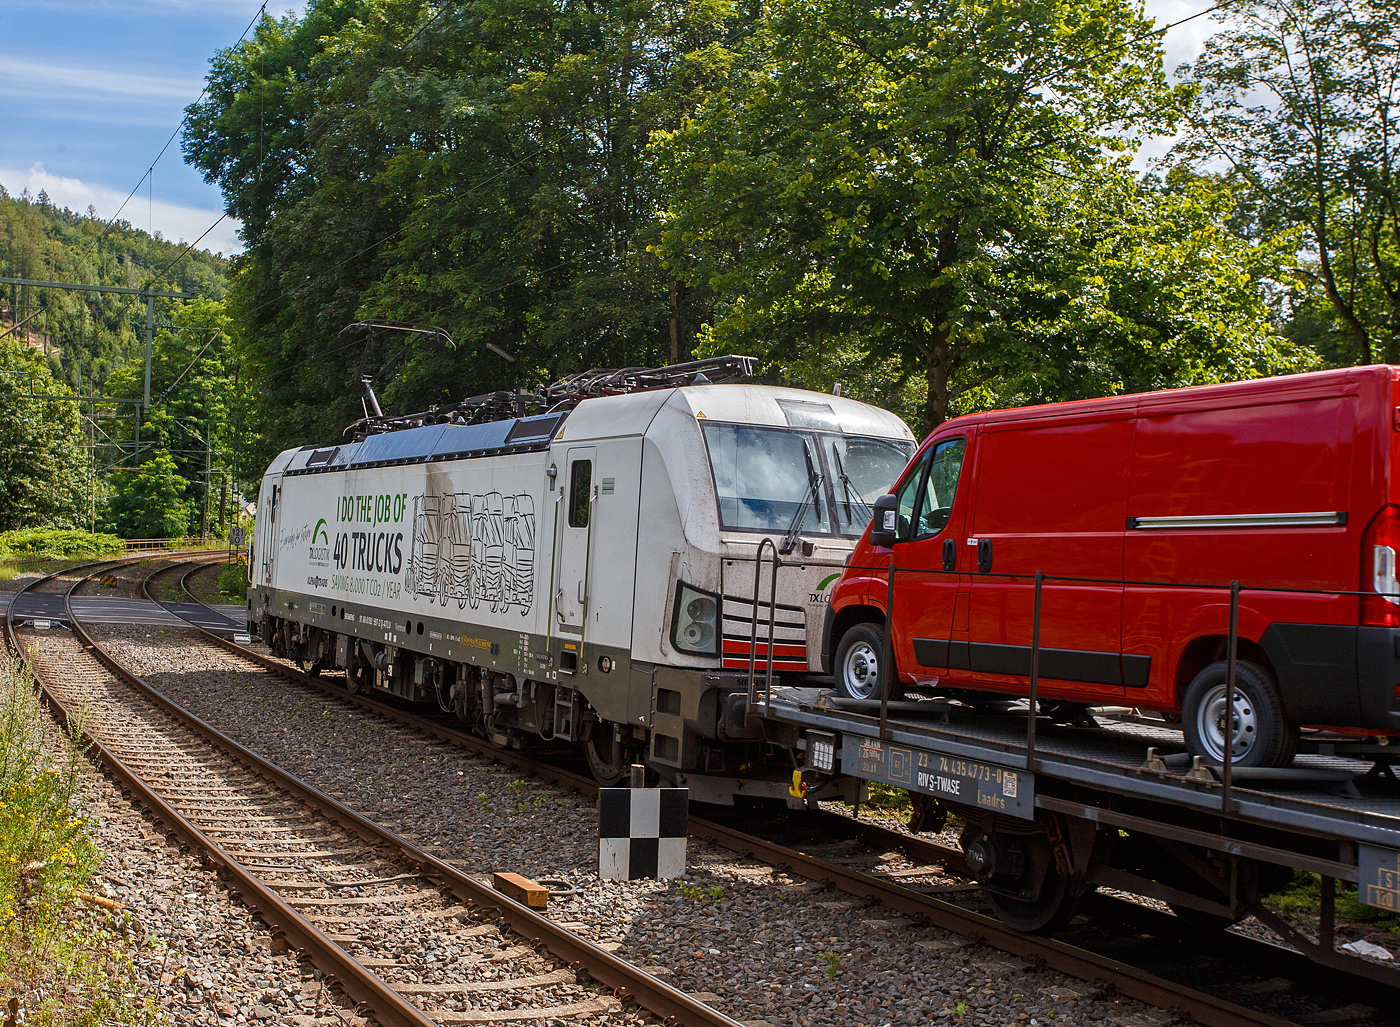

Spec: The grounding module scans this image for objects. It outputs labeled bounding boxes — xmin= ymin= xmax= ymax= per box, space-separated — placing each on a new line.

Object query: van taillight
xmin=1362 ymin=504 xmax=1400 ymax=626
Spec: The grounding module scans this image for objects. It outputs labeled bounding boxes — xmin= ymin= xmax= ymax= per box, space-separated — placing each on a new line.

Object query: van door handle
xmin=977 ymin=538 xmax=993 ymax=573
xmin=942 ymin=538 xmax=956 ymax=572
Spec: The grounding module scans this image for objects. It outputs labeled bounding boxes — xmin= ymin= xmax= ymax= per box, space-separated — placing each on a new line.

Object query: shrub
xmin=216 ymin=562 xmax=249 ymax=601
xmin=0 ymin=529 xmax=123 ymax=561
xmin=103 ymin=452 xmax=191 ymax=540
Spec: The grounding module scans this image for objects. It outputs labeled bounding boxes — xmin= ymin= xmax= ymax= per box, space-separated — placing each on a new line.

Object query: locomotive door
xmin=255 ymin=476 xmax=280 ymax=586
xmin=554 ymin=447 xmax=597 ymax=636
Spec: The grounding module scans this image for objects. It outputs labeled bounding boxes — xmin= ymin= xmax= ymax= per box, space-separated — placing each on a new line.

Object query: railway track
xmin=6 ymin=556 xmax=746 ymax=1027
xmin=116 ymin=555 xmax=1395 ymax=1027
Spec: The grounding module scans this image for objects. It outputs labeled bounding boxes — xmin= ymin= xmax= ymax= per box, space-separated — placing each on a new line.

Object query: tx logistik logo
xmin=309 ymin=518 xmax=331 ymax=568
xmin=809 ymin=572 xmax=840 ymax=605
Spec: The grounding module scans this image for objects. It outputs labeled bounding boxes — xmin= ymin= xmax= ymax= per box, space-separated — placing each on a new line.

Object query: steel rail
xmin=6 ymin=557 xmax=439 ymax=1027
xmin=154 ymin=556 xmax=1309 ymax=1027
xmin=96 ymin=558 xmax=748 ymax=1027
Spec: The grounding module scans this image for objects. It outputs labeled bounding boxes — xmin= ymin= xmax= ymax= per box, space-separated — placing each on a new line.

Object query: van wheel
xmin=834 ymin=623 xmax=896 ymax=701
xmin=1182 ymin=661 xmax=1296 ymax=768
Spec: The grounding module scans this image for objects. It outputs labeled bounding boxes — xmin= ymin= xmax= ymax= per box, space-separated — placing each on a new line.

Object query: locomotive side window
xmin=569 ymin=460 xmax=592 ymax=527
xmin=913 ymin=437 xmax=966 ymax=540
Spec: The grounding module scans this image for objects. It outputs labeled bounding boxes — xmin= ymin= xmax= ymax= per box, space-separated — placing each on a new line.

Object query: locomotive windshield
xmin=702 ymin=422 xmax=913 ymax=538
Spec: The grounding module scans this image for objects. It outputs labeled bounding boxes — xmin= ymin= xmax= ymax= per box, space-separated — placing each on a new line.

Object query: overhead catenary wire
xmin=101 ymin=1 xmax=269 ymax=241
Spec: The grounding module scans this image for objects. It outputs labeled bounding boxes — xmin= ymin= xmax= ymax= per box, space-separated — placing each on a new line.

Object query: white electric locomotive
xmin=248 ymin=358 xmax=915 ymax=791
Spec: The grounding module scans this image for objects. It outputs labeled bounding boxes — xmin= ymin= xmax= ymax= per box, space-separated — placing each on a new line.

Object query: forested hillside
xmin=0 ymin=188 xmax=234 ymax=535
xmin=0 ymin=189 xmax=227 ymax=394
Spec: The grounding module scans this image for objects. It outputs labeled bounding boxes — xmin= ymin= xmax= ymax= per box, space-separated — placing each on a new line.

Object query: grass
xmin=0 ymin=530 xmax=123 ymax=562
xmin=1268 ymin=869 xmax=1400 ymax=939
xmin=0 ymin=657 xmax=156 ymax=1025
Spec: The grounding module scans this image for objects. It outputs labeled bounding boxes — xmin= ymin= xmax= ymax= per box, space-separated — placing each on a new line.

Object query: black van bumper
xmin=1259 ymin=623 xmax=1400 ymax=729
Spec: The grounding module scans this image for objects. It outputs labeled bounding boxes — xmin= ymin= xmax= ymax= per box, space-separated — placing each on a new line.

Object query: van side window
xmin=913 ymin=438 xmax=966 ymax=540
xmin=893 ymin=454 xmax=930 ymax=541
xmin=569 ymin=460 xmax=592 ymax=527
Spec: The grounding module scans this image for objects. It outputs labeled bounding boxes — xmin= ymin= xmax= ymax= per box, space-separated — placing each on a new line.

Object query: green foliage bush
xmin=0 ymin=529 xmax=123 ymax=561
xmin=104 ymin=452 xmax=192 ymax=540
xmin=216 ymin=561 xmax=249 ymax=601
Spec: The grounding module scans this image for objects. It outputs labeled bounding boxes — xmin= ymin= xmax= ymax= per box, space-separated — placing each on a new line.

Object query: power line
xmin=102 ymin=1 xmax=269 ymax=240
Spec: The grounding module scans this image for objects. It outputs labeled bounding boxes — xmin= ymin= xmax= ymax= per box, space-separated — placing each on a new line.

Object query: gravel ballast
xmin=17 ymin=648 xmax=358 ymax=1027
xmin=89 ymin=624 xmax=1170 ymax=1027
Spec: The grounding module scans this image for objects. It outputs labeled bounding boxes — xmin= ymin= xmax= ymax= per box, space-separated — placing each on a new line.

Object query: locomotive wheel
xmin=296 ymin=659 xmax=321 ymax=679
xmin=986 ymin=866 xmax=1088 ymax=934
xmin=346 ymin=660 xmax=372 ymax=695
xmin=583 ymin=731 xmax=627 ymax=786
xmin=1182 ymin=660 xmax=1297 ymax=768
xmin=834 ymin=623 xmax=896 ymax=701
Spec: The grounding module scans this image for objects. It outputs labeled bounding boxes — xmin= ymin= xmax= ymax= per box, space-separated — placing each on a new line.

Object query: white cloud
xmin=0 ymin=57 xmax=202 ymax=103
xmin=0 ymin=162 xmax=244 ymax=256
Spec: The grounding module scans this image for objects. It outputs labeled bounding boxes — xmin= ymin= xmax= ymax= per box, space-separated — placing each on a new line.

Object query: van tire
xmin=834 ymin=623 xmax=897 ymax=701
xmin=1182 ymin=661 xmax=1295 ymax=768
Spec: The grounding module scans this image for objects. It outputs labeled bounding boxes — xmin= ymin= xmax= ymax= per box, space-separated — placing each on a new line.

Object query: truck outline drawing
xmin=404 ymin=492 xmax=535 ymax=614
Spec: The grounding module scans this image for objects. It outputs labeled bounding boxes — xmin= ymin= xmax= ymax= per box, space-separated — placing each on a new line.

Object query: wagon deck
xmin=759 ymin=686 xmax=1400 ymax=903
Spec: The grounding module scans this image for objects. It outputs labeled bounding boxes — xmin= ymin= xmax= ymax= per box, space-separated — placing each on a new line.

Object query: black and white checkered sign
xmin=597 ymin=788 xmax=688 ymax=881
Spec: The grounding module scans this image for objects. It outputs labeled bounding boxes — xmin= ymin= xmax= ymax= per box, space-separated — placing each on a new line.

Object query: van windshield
xmin=702 ymin=423 xmax=912 ymax=538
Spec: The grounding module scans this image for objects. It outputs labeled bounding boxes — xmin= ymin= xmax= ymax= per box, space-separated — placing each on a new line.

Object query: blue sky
xmin=0 ymin=0 xmax=1214 ymax=261
xmin=0 ymin=0 xmax=299 ymax=257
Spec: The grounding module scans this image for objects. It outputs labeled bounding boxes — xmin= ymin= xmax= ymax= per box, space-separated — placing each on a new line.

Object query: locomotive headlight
xmin=672 ymin=581 xmax=721 ymax=655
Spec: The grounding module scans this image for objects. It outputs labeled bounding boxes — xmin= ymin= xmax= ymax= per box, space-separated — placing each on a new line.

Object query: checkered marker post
xmin=597 ymin=788 xmax=688 ymax=881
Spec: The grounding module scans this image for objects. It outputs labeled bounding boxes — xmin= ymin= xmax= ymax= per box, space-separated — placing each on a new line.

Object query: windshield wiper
xmin=780 ymin=444 xmax=824 ymax=555
xmin=831 ymin=444 xmax=870 ymax=529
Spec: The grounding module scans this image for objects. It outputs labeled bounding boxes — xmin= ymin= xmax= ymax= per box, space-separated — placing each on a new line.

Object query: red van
xmin=826 ymin=366 xmax=1400 ymax=767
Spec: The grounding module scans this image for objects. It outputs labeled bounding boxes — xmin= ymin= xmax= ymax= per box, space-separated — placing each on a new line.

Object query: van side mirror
xmin=869 ymin=494 xmax=898 ymax=547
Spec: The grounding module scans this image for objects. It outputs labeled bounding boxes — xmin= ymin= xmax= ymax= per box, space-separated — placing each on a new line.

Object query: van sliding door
xmin=965 ymin=413 xmax=1133 ymax=699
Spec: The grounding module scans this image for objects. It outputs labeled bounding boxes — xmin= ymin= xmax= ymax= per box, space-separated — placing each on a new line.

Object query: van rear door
xmin=964 ymin=410 xmax=1134 ymax=698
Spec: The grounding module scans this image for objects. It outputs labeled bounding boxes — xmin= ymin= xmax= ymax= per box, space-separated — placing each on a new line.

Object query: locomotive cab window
xmin=569 ymin=460 xmax=592 ymax=527
xmin=913 ymin=437 xmax=966 ymax=540
xmin=830 ymin=436 xmax=916 ymax=533
xmin=702 ymin=423 xmax=831 ymax=534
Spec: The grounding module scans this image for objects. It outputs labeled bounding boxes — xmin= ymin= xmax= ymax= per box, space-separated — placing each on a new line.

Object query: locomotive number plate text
xmin=840 ymin=736 xmax=1034 ymax=819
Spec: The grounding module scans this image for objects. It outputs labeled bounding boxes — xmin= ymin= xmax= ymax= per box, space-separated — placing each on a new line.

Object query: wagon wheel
xmin=986 ymin=861 xmax=1090 ymax=935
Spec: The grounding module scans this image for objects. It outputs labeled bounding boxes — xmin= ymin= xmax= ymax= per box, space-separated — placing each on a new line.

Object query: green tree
xmin=946 ymin=169 xmax=1320 ymax=413
xmin=104 ymin=452 xmax=192 ymax=539
xmin=0 ymin=338 xmax=94 ymax=531
xmin=1176 ymin=0 xmax=1400 ymax=364
xmin=104 ymin=297 xmax=251 ymax=529
xmin=184 ymin=0 xmax=740 ymax=468
xmin=652 ymin=0 xmax=1185 ymax=430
